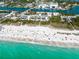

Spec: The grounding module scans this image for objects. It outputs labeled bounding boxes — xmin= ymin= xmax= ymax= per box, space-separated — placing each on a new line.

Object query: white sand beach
xmin=0 ymin=25 xmax=79 ymax=48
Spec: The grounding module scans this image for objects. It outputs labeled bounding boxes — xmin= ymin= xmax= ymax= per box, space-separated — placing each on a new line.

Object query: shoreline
xmin=0 ymin=25 xmax=79 ymax=48
xmin=0 ymin=35 xmax=79 ymax=48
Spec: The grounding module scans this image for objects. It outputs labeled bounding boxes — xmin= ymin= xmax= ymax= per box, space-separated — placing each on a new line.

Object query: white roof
xmin=0 ymin=2 xmax=4 ymax=4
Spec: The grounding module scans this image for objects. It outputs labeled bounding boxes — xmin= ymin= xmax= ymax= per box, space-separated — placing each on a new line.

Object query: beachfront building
xmin=0 ymin=2 xmax=7 ymax=7
xmin=4 ymin=11 xmax=18 ymax=18
xmin=37 ymin=2 xmax=58 ymax=9
xmin=0 ymin=13 xmax=8 ymax=19
xmin=61 ymin=16 xmax=77 ymax=22
xmin=35 ymin=2 xmax=60 ymax=16
xmin=38 ymin=4 xmax=48 ymax=8
xmin=24 ymin=3 xmax=34 ymax=8
xmin=19 ymin=14 xmax=49 ymax=21
xmin=49 ymin=2 xmax=59 ymax=9
xmin=19 ymin=10 xmax=60 ymax=21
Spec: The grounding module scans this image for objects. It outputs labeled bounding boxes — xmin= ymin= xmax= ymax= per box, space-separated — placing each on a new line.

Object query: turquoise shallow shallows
xmin=0 ymin=41 xmax=79 ymax=59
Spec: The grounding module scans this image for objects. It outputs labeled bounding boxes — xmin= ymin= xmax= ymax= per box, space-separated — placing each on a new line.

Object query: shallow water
xmin=0 ymin=41 xmax=79 ymax=59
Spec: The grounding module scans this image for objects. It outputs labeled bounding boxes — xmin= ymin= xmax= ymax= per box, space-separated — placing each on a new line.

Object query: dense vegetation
xmin=0 ymin=19 xmax=49 ymax=26
xmin=72 ymin=17 xmax=79 ymax=28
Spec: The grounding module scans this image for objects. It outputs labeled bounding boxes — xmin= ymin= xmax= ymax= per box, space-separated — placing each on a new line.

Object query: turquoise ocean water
xmin=0 ymin=40 xmax=79 ymax=59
